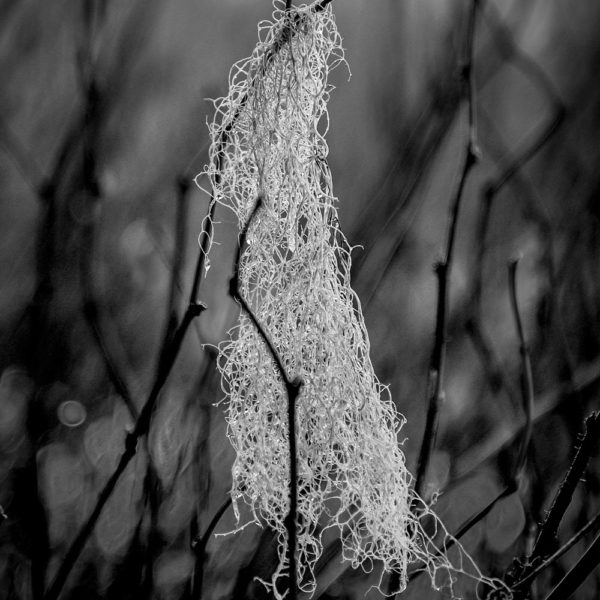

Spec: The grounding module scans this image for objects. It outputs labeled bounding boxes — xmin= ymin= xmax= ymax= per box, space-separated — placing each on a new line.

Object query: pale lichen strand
xmin=199 ymin=2 xmax=508 ymax=598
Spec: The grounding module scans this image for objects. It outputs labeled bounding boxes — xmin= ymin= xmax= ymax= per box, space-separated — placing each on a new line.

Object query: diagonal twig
xmin=514 ymin=507 xmax=600 ymax=592
xmin=530 ymin=412 xmax=600 ymax=563
xmin=43 ymin=295 xmax=206 ymax=600
xmin=191 ymin=496 xmax=233 ymax=599
xmin=543 ymin=528 xmax=600 ymax=600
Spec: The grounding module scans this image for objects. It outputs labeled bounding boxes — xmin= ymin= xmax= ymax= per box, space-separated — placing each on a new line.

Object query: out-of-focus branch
xmin=154 ymin=176 xmax=191 ymax=378
xmin=408 ymin=480 xmax=518 ymax=586
xmin=46 ymin=73 xmax=209 ymax=595
xmin=388 ymin=4 xmax=481 ymax=598
xmin=0 ymin=117 xmax=46 ymax=195
xmin=44 ymin=294 xmax=206 ymax=600
xmin=467 ymin=0 xmax=566 ymax=321
xmin=481 ymin=0 xmax=565 ymax=199
xmin=409 ymin=259 xmax=535 ymax=586
xmin=466 ymin=0 xmax=566 ymax=406
xmin=191 ymin=497 xmax=232 ymax=599
xmin=76 ymin=64 xmax=139 ymax=421
xmin=356 ymin=96 xmax=461 ymax=310
xmin=448 ymin=355 xmax=600 ymax=489
xmin=465 ymin=317 xmax=519 ymax=407
xmin=508 ymin=258 xmax=534 ymax=478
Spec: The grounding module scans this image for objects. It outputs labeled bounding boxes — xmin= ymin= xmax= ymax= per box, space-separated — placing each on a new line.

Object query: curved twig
xmin=514 ymin=507 xmax=600 ymax=592
xmin=228 ymin=196 xmax=303 ymax=600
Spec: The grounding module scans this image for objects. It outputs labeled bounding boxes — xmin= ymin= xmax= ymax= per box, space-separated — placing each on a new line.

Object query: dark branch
xmin=543 ymin=529 xmax=600 ymax=600
xmin=508 ymin=258 xmax=534 ymax=479
xmin=514 ymin=508 xmax=600 ymax=591
xmin=414 ymin=0 xmax=480 ymax=499
xmin=228 ymin=196 xmax=303 ymax=600
xmin=531 ymin=412 xmax=600 ymax=562
xmin=191 ymin=497 xmax=233 ymax=598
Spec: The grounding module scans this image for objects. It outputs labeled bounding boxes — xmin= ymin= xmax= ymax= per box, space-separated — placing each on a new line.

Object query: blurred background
xmin=1 ymin=0 xmax=600 ymax=598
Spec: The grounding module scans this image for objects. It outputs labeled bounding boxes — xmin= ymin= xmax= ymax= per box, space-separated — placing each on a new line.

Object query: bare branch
xmin=543 ymin=528 xmax=600 ymax=600
xmin=508 ymin=258 xmax=535 ymax=479
xmin=514 ymin=508 xmax=600 ymax=591
xmin=531 ymin=412 xmax=600 ymax=561
xmin=414 ymin=0 xmax=480 ymax=499
xmin=228 ymin=196 xmax=303 ymax=600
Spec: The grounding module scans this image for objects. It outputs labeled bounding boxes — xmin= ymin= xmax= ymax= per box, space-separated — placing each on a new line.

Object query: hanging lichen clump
xmin=199 ymin=1 xmax=506 ymax=598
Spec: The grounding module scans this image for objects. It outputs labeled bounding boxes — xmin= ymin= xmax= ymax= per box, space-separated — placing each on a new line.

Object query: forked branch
xmin=228 ymin=196 xmax=303 ymax=600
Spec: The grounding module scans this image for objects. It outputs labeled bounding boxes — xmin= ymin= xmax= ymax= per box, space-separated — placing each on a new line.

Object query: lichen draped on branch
xmin=199 ymin=2 xmax=506 ymax=598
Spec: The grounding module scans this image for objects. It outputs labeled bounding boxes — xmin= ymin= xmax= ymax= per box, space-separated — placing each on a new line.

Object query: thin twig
xmin=387 ymin=4 xmax=480 ymax=598
xmin=543 ymin=528 xmax=600 ymax=600
xmin=228 ymin=196 xmax=303 ymax=600
xmin=408 ymin=258 xmax=537 ymax=588
xmin=155 ymin=176 xmax=190 ymax=378
xmin=472 ymin=0 xmax=565 ymax=243
xmin=48 ymin=4 xmax=329 ymax=598
xmin=45 ymin=141 xmax=208 ymax=600
xmin=531 ymin=412 xmax=600 ymax=561
xmin=408 ymin=481 xmax=517 ymax=585
xmin=357 ymin=96 xmax=462 ymax=310
xmin=188 ymin=352 xmax=217 ymax=599
xmin=44 ymin=299 xmax=206 ymax=600
xmin=414 ymin=0 xmax=480 ymax=499
xmin=465 ymin=317 xmax=519 ymax=407
xmin=508 ymin=258 xmax=534 ymax=478
xmin=501 ymin=412 xmax=600 ymax=595
xmin=514 ymin=508 xmax=600 ymax=591
xmin=77 ymin=73 xmax=138 ymax=421
xmin=82 ymin=300 xmax=138 ymax=418
xmin=191 ymin=497 xmax=232 ymax=599
xmin=0 ymin=117 xmax=46 ymax=195
xmin=465 ymin=0 xmax=566 ymax=404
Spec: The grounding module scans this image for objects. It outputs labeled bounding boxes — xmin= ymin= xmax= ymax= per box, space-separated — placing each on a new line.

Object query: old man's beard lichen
xmin=199 ymin=1 xmax=507 ymax=598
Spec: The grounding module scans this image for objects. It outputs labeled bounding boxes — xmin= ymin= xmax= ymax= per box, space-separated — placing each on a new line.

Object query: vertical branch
xmin=409 ymin=259 xmax=536 ymax=588
xmin=156 ymin=176 xmax=190 ymax=367
xmin=508 ymin=258 xmax=534 ymax=478
xmin=414 ymin=0 xmax=480 ymax=499
xmin=188 ymin=353 xmax=219 ymax=599
xmin=390 ymin=11 xmax=480 ymax=596
xmin=228 ymin=196 xmax=303 ymax=600
xmin=77 ymin=72 xmax=139 ymax=420
xmin=172 ymin=178 xmax=190 ymax=310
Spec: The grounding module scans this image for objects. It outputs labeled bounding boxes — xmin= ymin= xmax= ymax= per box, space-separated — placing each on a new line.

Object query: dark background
xmin=1 ymin=1 xmax=600 ymax=598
